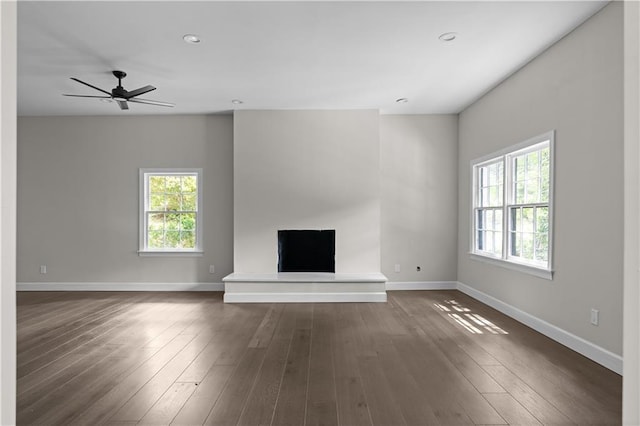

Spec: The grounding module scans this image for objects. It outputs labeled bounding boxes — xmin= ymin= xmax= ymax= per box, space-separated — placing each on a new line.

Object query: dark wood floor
xmin=16 ymin=290 xmax=621 ymax=425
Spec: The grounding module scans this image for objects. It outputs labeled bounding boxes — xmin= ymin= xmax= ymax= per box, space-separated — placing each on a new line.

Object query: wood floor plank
xmin=137 ymin=382 xmax=199 ymax=425
xmin=248 ymin=304 xmax=285 ymax=348
xmin=171 ymin=365 xmax=236 ymax=426
xmin=204 ymin=347 xmax=267 ymax=426
xmin=357 ymin=354 xmax=408 ymax=426
xmin=483 ymin=393 xmax=543 ymax=425
xmin=374 ymin=341 xmax=442 ymax=425
xmin=305 ymin=304 xmax=338 ymax=426
xmin=270 ymin=328 xmax=312 ymax=426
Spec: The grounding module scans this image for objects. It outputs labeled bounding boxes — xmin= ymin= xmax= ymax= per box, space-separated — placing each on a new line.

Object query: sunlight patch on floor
xmin=434 ymin=299 xmax=508 ymax=335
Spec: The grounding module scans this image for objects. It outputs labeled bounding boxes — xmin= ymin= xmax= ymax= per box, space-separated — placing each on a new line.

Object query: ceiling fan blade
xmin=116 ymin=99 xmax=129 ymax=110
xmin=70 ymin=77 xmax=112 ymax=96
xmin=128 ymin=98 xmax=175 ymax=108
xmin=63 ymin=94 xmax=111 ymax=99
xmin=125 ymin=85 xmax=156 ymax=99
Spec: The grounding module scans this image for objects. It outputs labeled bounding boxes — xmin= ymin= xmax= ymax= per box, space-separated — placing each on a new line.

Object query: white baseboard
xmin=17 ymin=282 xmax=224 ymax=292
xmin=456 ymin=281 xmax=623 ymax=375
xmin=386 ymin=281 xmax=458 ymax=291
xmin=223 ymin=292 xmax=387 ymax=303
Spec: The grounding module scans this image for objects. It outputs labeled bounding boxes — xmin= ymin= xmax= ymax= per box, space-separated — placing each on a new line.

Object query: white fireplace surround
xmin=228 ymin=110 xmax=385 ymax=303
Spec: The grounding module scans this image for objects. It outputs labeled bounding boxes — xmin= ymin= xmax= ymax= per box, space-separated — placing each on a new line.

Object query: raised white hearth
xmin=223 ymin=272 xmax=387 ymax=303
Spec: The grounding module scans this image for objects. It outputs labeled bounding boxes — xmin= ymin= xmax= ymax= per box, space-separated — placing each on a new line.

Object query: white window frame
xmin=470 ymin=131 xmax=554 ymax=280
xmin=138 ymin=168 xmax=203 ymax=256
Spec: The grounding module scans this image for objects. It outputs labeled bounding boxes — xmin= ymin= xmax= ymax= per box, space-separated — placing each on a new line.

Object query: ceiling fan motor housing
xmin=112 ymin=70 xmax=127 ymax=97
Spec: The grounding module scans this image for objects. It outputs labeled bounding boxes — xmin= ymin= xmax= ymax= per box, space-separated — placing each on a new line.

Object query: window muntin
xmin=471 ymin=133 xmax=553 ymax=274
xmin=139 ymin=169 xmax=203 ymax=254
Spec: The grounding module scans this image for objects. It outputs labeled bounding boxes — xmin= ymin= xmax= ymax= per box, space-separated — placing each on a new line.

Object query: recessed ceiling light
xmin=231 ymin=99 xmax=243 ymax=105
xmin=183 ymin=34 xmax=201 ymax=44
xmin=439 ymin=32 xmax=457 ymax=42
xmin=396 ymin=98 xmax=409 ymax=103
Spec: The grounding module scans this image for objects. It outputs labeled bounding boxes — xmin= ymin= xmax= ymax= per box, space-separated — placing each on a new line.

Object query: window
xmin=471 ymin=132 xmax=554 ymax=278
xmin=139 ymin=168 xmax=203 ymax=255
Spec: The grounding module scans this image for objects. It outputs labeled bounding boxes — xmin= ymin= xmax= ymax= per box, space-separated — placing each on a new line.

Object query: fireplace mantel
xmin=222 ymin=272 xmax=387 ymax=303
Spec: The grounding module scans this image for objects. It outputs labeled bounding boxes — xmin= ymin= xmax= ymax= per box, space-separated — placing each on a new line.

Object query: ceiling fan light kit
xmin=63 ymin=70 xmax=174 ymax=110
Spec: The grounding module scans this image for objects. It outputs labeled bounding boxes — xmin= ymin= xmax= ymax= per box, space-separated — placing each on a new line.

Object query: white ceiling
xmin=17 ymin=1 xmax=608 ymax=116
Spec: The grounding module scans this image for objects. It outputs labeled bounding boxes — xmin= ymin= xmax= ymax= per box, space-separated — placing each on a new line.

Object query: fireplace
xmin=278 ymin=229 xmax=335 ymax=273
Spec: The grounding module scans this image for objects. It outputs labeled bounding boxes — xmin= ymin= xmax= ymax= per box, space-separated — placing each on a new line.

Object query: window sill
xmin=468 ymin=253 xmax=553 ymax=280
xmin=138 ymin=250 xmax=203 ymax=257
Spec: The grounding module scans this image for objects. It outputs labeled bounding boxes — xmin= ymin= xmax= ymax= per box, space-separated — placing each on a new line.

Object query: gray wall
xmin=457 ymin=3 xmax=623 ymax=355
xmin=233 ymin=110 xmax=381 ymax=274
xmin=17 ymin=115 xmax=234 ymax=283
xmin=380 ymin=114 xmax=458 ymax=282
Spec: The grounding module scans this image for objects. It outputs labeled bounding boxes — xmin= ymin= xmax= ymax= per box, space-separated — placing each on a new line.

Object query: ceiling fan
xmin=63 ymin=70 xmax=174 ymax=110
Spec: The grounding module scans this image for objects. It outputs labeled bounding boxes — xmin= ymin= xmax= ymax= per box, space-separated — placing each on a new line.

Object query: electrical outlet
xmin=39 ymin=265 xmax=47 ymax=274
xmin=590 ymin=308 xmax=599 ymax=326
xmin=209 ymin=265 xmax=215 ymax=274
xmin=394 ymin=264 xmax=401 ymax=273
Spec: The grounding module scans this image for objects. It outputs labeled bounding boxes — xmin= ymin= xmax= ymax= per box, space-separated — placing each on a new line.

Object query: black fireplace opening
xmin=278 ymin=229 xmax=335 ymax=273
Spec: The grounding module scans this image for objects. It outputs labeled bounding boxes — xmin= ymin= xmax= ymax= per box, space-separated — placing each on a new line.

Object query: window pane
xmin=489 ymin=164 xmax=497 ymax=186
xmin=489 ymin=186 xmax=498 ymax=206
xmin=166 ymin=213 xmax=180 ymax=231
xmin=525 ymin=178 xmax=539 ymax=204
xmin=165 ymin=231 xmax=181 ymax=248
xmin=182 ymin=176 xmax=197 ymax=193
xmin=515 ymin=183 xmax=524 ymax=205
xmin=181 ymin=213 xmax=196 ymax=231
xmin=522 ymin=233 xmax=534 ymax=259
xmin=535 ymin=233 xmax=549 ymax=262
xmin=150 ymin=194 xmax=165 ymax=211
xmin=148 ymin=213 xmax=164 ymax=231
xmin=540 ymin=148 xmax=550 ymax=202
xmin=515 ymin=157 xmax=525 ymax=181
xmin=477 ymin=230 xmax=484 ymax=251
xmin=149 ymin=176 xmax=165 ymax=193
xmin=165 ymin=194 xmax=181 ymax=211
xmin=526 ymin=151 xmax=539 ymax=180
xmin=181 ymin=231 xmax=196 ymax=248
xmin=537 ymin=207 xmax=549 ymax=233
xmin=481 ymin=188 xmax=489 ymax=207
xmin=510 ymin=207 xmax=520 ymax=232
xmin=495 ymin=209 xmax=503 ymax=231
xmin=485 ymin=210 xmax=493 ymax=230
xmin=477 ymin=210 xmax=485 ymax=231
xmin=522 ymin=207 xmax=534 ymax=233
xmin=511 ymin=231 xmax=520 ymax=257
xmin=494 ymin=231 xmax=503 ymax=256
xmin=165 ymin=176 xmax=181 ymax=193
xmin=486 ymin=231 xmax=494 ymax=253
xmin=182 ymin=194 xmax=196 ymax=211
xmin=148 ymin=230 xmax=164 ymax=248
